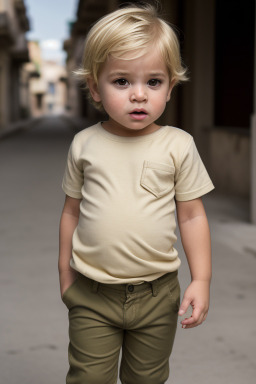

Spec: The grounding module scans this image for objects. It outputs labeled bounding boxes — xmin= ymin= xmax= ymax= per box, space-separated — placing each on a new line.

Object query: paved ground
xmin=0 ymin=116 xmax=255 ymax=384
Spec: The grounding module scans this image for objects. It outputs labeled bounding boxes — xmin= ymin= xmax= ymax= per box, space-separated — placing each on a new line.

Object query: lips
xmin=129 ymin=109 xmax=148 ymax=120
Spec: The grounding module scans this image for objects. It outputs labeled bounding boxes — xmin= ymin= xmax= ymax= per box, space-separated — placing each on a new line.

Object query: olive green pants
xmin=62 ymin=271 xmax=180 ymax=384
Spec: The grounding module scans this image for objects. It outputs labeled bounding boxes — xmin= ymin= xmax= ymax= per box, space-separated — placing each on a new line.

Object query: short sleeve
xmin=174 ymin=138 xmax=214 ymax=201
xmin=62 ymin=139 xmax=83 ymax=199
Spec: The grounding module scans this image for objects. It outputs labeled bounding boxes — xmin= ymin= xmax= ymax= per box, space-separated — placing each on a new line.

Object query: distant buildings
xmin=0 ymin=1 xmax=68 ymax=135
xmin=0 ymin=0 xmax=30 ymax=133
xmin=25 ymin=41 xmax=67 ymax=117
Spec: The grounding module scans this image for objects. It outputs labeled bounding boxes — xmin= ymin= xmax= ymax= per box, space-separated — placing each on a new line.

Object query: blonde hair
xmin=75 ymin=3 xmax=188 ymax=110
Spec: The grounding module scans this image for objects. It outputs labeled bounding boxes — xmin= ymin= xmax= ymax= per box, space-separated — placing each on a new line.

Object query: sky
xmin=25 ymin=0 xmax=78 ymax=63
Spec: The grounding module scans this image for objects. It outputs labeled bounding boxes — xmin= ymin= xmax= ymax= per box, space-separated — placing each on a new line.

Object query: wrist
xmin=59 ymin=268 xmax=77 ymax=277
xmin=191 ymin=278 xmax=211 ymax=285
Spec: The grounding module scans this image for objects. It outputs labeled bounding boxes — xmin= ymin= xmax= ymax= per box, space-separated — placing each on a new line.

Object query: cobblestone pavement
xmin=0 ymin=116 xmax=255 ymax=384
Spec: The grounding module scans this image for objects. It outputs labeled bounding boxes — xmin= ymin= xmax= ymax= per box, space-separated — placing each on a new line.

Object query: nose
xmin=130 ymin=84 xmax=147 ymax=102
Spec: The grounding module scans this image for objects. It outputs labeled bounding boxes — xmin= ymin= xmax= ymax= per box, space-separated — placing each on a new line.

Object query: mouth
xmin=129 ymin=109 xmax=148 ymax=120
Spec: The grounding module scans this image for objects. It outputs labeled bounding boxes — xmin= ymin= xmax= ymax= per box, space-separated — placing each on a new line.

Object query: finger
xmin=178 ymin=296 xmax=191 ymax=316
xmin=181 ymin=307 xmax=202 ymax=327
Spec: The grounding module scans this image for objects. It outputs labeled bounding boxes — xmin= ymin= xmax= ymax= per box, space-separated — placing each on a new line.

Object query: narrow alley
xmin=0 ymin=117 xmax=255 ymax=384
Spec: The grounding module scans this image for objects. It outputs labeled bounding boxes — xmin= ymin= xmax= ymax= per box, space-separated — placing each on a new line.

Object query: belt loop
xmin=91 ymin=280 xmax=99 ymax=293
xmin=151 ymin=279 xmax=159 ymax=297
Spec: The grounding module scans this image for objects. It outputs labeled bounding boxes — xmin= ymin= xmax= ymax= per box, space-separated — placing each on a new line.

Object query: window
xmin=48 ymin=82 xmax=55 ymax=95
xmin=36 ymin=93 xmax=43 ymax=109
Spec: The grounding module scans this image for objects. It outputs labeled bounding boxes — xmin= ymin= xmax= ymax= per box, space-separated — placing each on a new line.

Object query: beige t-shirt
xmin=62 ymin=122 xmax=214 ymax=284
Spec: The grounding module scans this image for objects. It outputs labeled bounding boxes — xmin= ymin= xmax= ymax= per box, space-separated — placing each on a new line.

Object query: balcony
xmin=0 ymin=12 xmax=15 ymax=44
xmin=14 ymin=0 xmax=30 ymax=32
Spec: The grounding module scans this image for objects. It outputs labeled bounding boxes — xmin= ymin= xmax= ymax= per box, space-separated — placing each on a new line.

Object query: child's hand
xmin=60 ymin=269 xmax=78 ymax=298
xmin=178 ymin=280 xmax=210 ymax=329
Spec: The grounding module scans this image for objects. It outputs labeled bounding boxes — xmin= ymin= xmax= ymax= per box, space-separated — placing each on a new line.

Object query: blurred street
xmin=0 ymin=116 xmax=255 ymax=384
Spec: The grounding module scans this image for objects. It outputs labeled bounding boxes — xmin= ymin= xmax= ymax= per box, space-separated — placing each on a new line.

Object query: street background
xmin=1 ymin=0 xmax=256 ymax=382
xmin=0 ymin=117 xmax=255 ymax=383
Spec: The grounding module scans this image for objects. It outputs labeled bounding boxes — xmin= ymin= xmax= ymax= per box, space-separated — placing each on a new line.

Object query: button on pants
xmin=62 ymin=271 xmax=180 ymax=384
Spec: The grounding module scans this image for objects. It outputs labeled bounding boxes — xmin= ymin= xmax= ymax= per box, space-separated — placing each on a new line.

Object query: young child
xmin=59 ymin=4 xmax=214 ymax=384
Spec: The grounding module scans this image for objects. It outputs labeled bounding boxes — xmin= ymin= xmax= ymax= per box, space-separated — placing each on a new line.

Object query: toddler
xmin=59 ymin=4 xmax=214 ymax=384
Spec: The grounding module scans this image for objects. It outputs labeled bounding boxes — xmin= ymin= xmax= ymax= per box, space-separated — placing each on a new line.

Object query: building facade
xmin=64 ymin=0 xmax=256 ymax=221
xmin=0 ymin=0 xmax=30 ymax=133
xmin=25 ymin=41 xmax=67 ymax=117
xmin=63 ymin=0 xmax=117 ymax=121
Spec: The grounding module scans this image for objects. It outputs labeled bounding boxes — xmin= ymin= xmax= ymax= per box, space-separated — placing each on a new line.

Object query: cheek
xmin=152 ymin=95 xmax=168 ymax=112
xmin=102 ymin=91 xmax=126 ymax=112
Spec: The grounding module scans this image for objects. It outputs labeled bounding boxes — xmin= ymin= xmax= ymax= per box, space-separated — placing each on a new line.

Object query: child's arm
xmin=58 ymin=195 xmax=81 ymax=297
xmin=176 ymin=197 xmax=212 ymax=329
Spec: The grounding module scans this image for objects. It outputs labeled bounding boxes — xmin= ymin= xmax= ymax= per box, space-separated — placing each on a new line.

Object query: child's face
xmin=88 ymin=50 xmax=175 ymax=136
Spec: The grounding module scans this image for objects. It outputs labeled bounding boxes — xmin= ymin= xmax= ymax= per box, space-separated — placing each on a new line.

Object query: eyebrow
xmin=108 ymin=71 xmax=167 ymax=78
xmin=149 ymin=72 xmax=166 ymax=77
xmin=108 ymin=72 xmax=130 ymax=78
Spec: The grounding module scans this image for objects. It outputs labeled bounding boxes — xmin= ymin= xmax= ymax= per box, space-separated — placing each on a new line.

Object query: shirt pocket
xmin=140 ymin=160 xmax=175 ymax=198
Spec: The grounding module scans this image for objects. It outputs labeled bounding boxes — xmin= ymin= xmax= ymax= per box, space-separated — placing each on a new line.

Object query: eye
xmin=148 ymin=79 xmax=161 ymax=87
xmin=114 ymin=78 xmax=129 ymax=86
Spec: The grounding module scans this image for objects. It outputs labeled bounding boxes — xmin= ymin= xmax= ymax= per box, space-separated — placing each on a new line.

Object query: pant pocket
xmin=167 ymin=276 xmax=180 ymax=312
xmin=61 ymin=278 xmax=79 ymax=309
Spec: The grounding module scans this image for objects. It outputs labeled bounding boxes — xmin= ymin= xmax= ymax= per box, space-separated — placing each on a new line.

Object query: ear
xmin=87 ymin=77 xmax=101 ymax=102
xmin=166 ymin=79 xmax=176 ymax=102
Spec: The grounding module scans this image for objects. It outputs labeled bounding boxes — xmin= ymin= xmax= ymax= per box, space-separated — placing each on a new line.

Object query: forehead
xmin=100 ymin=50 xmax=169 ymax=76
